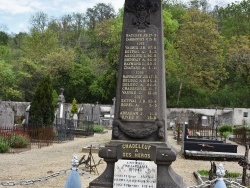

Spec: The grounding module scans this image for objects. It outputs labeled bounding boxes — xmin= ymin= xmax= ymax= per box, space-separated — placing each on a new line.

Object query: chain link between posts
xmin=188 ymin=178 xmax=248 ymax=188
xmin=1 ymin=168 xmax=247 ymax=187
xmin=0 ymin=169 xmax=72 ymax=186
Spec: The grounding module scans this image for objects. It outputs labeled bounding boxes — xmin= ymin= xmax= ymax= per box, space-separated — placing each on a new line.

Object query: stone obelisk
xmin=89 ymin=0 xmax=186 ymax=187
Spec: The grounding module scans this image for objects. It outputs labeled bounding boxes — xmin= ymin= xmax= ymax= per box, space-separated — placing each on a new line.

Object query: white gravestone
xmin=113 ymin=160 xmax=157 ymax=188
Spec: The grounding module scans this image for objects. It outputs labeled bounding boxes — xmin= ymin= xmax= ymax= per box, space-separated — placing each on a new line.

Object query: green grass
xmin=197 ymin=170 xmax=243 ymax=178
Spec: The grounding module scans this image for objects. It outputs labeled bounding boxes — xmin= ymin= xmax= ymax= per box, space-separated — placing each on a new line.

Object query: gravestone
xmin=58 ymin=88 xmax=65 ymax=119
xmin=92 ymin=103 xmax=101 ymax=124
xmin=89 ymin=0 xmax=185 ymax=187
xmin=79 ymin=104 xmax=93 ymax=121
xmin=0 ymin=100 xmax=5 ymax=127
xmin=110 ymin=97 xmax=116 ymax=118
xmin=0 ymin=102 xmax=14 ymax=128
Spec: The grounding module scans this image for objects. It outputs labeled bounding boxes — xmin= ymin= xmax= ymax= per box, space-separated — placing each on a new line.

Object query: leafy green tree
xmin=188 ymin=0 xmax=210 ymax=12
xmin=29 ymin=75 xmax=55 ymax=126
xmin=62 ymin=63 xmax=95 ymax=103
xmin=52 ymin=90 xmax=58 ymax=108
xmin=48 ymin=13 xmax=86 ymax=47
xmin=29 ymin=11 xmax=49 ymax=33
xmin=0 ymin=45 xmax=10 ymax=61
xmin=174 ymin=10 xmax=227 ymax=106
xmin=0 ymin=45 xmax=21 ymax=100
xmin=218 ymin=0 xmax=250 ymax=38
xmin=15 ymin=29 xmax=58 ymax=101
xmin=163 ymin=0 xmax=187 ymax=22
xmin=0 ymin=60 xmax=21 ymax=100
xmin=42 ymin=48 xmax=75 ymax=76
xmin=22 ymin=29 xmax=58 ymax=62
xmin=13 ymin=57 xmax=42 ymax=101
xmin=71 ymin=98 xmax=78 ymax=114
xmin=0 ymin=31 xmax=8 ymax=45
xmin=226 ymin=36 xmax=250 ymax=86
xmin=86 ymin=3 xmax=115 ymax=29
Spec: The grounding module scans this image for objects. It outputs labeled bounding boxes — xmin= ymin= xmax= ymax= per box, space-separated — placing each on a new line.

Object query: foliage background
xmin=0 ymin=0 xmax=249 ymax=108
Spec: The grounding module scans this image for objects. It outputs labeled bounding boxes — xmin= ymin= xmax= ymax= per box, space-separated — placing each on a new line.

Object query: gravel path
xmin=0 ymin=130 xmax=247 ymax=188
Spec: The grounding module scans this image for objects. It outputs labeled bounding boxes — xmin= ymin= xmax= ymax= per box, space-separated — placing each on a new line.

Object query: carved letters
xmin=119 ymin=26 xmax=159 ymax=122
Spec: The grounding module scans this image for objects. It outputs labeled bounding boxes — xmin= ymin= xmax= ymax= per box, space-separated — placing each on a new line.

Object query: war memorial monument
xmin=89 ymin=0 xmax=186 ymax=187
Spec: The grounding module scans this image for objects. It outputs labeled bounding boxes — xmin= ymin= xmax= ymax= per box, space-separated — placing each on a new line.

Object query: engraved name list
xmin=119 ymin=26 xmax=159 ymax=122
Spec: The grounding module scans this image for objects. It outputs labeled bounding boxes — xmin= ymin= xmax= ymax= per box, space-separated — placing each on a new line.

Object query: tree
xmin=226 ymin=36 xmax=250 ymax=86
xmin=0 ymin=31 xmax=8 ymax=45
xmin=52 ymin=90 xmax=58 ymax=109
xmin=70 ymin=98 xmax=78 ymax=115
xmin=188 ymin=0 xmax=210 ymax=12
xmin=29 ymin=11 xmax=49 ymax=33
xmin=218 ymin=0 xmax=250 ymax=38
xmin=174 ymin=10 xmax=227 ymax=106
xmin=22 ymin=29 xmax=58 ymax=62
xmin=29 ymin=75 xmax=55 ymax=126
xmin=0 ymin=60 xmax=21 ymax=100
xmin=86 ymin=3 xmax=115 ymax=29
xmin=42 ymin=48 xmax=75 ymax=76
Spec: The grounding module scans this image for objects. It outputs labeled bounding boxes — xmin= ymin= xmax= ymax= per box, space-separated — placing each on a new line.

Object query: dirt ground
xmin=0 ymin=129 xmax=248 ymax=188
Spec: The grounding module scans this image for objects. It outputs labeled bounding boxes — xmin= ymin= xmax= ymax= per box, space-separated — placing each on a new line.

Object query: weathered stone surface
xmin=0 ymin=102 xmax=14 ymax=128
xmin=113 ymin=160 xmax=157 ymax=188
xmin=113 ymin=0 xmax=166 ymax=142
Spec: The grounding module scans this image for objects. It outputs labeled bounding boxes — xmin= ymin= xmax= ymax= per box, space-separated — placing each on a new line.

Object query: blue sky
xmin=0 ymin=0 xmax=125 ymax=34
xmin=0 ymin=0 xmax=239 ymax=34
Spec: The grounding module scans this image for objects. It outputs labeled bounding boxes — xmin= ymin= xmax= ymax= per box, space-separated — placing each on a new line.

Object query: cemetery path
xmin=0 ymin=130 xmax=247 ymax=188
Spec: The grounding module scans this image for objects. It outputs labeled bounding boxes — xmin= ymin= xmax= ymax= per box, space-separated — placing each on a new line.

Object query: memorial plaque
xmin=120 ymin=26 xmax=159 ymax=122
xmin=113 ymin=160 xmax=157 ymax=188
xmin=117 ymin=143 xmax=156 ymax=161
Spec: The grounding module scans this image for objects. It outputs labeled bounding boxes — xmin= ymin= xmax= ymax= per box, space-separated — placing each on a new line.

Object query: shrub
xmin=70 ymin=98 xmax=78 ymax=115
xmin=218 ymin=125 xmax=233 ymax=136
xmin=91 ymin=125 xmax=104 ymax=133
xmin=10 ymin=133 xmax=30 ymax=148
xmin=29 ymin=75 xmax=55 ymax=126
xmin=0 ymin=136 xmax=10 ymax=153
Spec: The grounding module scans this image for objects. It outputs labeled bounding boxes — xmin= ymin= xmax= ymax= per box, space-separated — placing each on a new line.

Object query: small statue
xmin=65 ymin=155 xmax=82 ymax=188
xmin=214 ymin=163 xmax=227 ymax=188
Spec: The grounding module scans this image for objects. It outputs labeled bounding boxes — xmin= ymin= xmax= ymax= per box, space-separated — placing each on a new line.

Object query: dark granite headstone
xmin=89 ymin=0 xmax=186 ymax=187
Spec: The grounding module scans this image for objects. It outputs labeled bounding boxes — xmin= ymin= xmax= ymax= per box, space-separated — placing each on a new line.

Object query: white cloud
xmin=0 ymin=0 xmax=55 ymax=15
xmin=57 ymin=0 xmax=124 ymax=14
xmin=0 ymin=0 xmax=125 ymax=34
xmin=60 ymin=2 xmax=95 ymax=13
xmin=0 ymin=0 xmax=124 ymax=16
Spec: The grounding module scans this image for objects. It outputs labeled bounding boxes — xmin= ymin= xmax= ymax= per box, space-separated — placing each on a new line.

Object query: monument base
xmin=89 ymin=141 xmax=186 ymax=188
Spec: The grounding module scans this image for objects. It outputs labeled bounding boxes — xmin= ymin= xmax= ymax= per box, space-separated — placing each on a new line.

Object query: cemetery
xmin=0 ymin=92 xmax=249 ymax=187
xmin=0 ymin=102 xmax=249 ymax=186
xmin=0 ymin=0 xmax=250 ymax=187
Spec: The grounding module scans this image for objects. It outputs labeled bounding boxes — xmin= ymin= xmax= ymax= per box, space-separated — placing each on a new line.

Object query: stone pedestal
xmin=90 ymin=141 xmax=186 ymax=187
